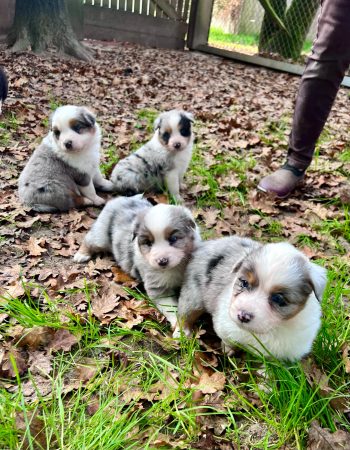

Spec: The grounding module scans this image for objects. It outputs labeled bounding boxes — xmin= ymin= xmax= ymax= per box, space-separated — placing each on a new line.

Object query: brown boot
xmin=257 ymin=163 xmax=305 ymax=198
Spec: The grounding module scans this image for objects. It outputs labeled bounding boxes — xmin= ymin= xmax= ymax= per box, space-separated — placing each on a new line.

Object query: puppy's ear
xmin=80 ymin=108 xmax=96 ymax=128
xmin=231 ymin=258 xmax=243 ymax=274
xmin=182 ymin=111 xmax=194 ymax=122
xmin=132 ymin=210 xmax=147 ymax=241
xmin=154 ymin=115 xmax=162 ymax=131
xmin=308 ymin=262 xmax=327 ymax=302
xmin=49 ymin=111 xmax=55 ymax=130
xmin=175 ymin=207 xmax=197 ymax=231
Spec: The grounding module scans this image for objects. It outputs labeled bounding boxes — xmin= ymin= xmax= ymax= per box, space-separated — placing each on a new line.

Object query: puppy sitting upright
xmin=110 ymin=109 xmax=194 ymax=202
xmin=18 ymin=105 xmax=114 ymax=212
xmin=174 ymin=237 xmax=327 ymax=361
xmin=74 ymin=195 xmax=201 ymax=327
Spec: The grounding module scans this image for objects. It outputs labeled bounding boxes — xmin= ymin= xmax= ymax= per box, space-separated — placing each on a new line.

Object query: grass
xmin=1 ymin=97 xmax=350 ymax=449
xmin=188 ymin=140 xmax=256 ymax=208
xmin=1 ymin=260 xmax=349 ymax=449
xmin=0 ymin=112 xmax=20 ymax=145
xmin=208 ymin=27 xmax=313 ymax=56
xmin=100 ymin=143 xmax=119 ymax=177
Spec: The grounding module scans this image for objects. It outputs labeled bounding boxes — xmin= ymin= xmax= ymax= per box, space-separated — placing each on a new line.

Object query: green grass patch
xmin=135 ymin=108 xmax=158 ymax=133
xmin=209 ymin=27 xmax=313 ymax=55
xmin=100 ymin=143 xmax=119 ymax=176
xmin=0 ymin=263 xmax=349 ymax=449
xmin=188 ymin=143 xmax=256 ymax=208
xmin=209 ymin=27 xmax=259 ymax=47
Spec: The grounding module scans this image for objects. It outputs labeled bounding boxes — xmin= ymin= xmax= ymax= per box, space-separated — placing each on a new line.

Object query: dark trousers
xmin=287 ymin=0 xmax=350 ymax=170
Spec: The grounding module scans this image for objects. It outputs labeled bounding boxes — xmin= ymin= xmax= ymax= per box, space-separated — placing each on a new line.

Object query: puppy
xmin=174 ymin=237 xmax=327 ymax=361
xmin=110 ymin=109 xmax=194 ymax=202
xmin=18 ymin=105 xmax=114 ymax=212
xmin=0 ymin=67 xmax=8 ymax=115
xmin=74 ymin=195 xmax=201 ymax=327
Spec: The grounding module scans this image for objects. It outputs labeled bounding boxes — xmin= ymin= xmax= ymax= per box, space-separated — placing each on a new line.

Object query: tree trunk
xmin=258 ymin=0 xmax=319 ymax=60
xmin=259 ymin=0 xmax=287 ymax=51
xmin=7 ymin=0 xmax=92 ymax=61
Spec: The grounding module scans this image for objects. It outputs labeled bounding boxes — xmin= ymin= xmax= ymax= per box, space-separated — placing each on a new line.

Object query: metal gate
xmin=83 ymin=0 xmax=192 ymax=49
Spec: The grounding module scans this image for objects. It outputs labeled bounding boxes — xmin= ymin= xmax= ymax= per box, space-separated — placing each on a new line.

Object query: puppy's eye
xmin=239 ymin=278 xmax=249 ymax=289
xmin=180 ymin=126 xmax=191 ymax=137
xmin=168 ymin=234 xmax=179 ymax=245
xmin=271 ymin=293 xmax=287 ymax=307
xmin=53 ymin=129 xmax=60 ymax=138
xmin=162 ymin=131 xmax=170 ymax=142
xmin=72 ymin=124 xmax=83 ymax=134
xmin=139 ymin=238 xmax=152 ymax=247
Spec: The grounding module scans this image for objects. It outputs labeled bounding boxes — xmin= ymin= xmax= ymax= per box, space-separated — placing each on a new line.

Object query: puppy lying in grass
xmin=18 ymin=105 xmax=113 ymax=212
xmin=74 ymin=195 xmax=201 ymax=327
xmin=174 ymin=236 xmax=327 ymax=361
xmin=110 ymin=109 xmax=194 ymax=202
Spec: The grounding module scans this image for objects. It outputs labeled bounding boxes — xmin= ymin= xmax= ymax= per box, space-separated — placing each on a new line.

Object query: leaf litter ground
xmin=0 ymin=41 xmax=349 ymax=449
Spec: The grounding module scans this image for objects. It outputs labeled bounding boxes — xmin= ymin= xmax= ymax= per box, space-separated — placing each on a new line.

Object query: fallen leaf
xmin=307 ymin=421 xmax=350 ymax=450
xmin=49 ymin=329 xmax=80 ymax=352
xmin=26 ymin=237 xmax=47 ymax=256
xmin=196 ymin=371 xmax=226 ymax=394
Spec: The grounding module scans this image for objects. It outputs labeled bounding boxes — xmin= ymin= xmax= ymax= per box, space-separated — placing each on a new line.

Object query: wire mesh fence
xmin=209 ymin=0 xmax=320 ymax=63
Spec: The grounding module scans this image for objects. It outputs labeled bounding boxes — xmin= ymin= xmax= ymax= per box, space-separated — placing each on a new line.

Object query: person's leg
xmin=258 ymin=0 xmax=350 ymax=198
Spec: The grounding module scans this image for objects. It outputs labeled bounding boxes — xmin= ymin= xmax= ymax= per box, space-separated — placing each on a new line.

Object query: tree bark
xmin=7 ymin=0 xmax=92 ymax=61
xmin=259 ymin=0 xmax=287 ymax=51
xmin=258 ymin=0 xmax=319 ymax=60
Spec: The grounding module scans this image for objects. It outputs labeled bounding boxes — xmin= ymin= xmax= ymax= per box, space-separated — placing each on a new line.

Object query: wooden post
xmin=187 ymin=0 xmax=214 ymax=49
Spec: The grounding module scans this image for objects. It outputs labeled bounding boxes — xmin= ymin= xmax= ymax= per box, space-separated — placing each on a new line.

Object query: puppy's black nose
xmin=237 ymin=310 xmax=254 ymax=323
xmin=65 ymin=140 xmax=73 ymax=150
xmin=158 ymin=258 xmax=169 ymax=267
xmin=173 ymin=142 xmax=181 ymax=150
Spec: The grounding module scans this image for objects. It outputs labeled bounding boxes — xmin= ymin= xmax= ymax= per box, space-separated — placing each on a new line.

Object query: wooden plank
xmin=177 ymin=0 xmax=184 ymax=19
xmin=187 ymin=0 xmax=213 ymax=48
xmin=84 ymin=5 xmax=187 ymax=48
xmin=149 ymin=0 xmax=157 ymax=16
xmin=152 ymin=0 xmax=181 ymax=20
xmin=183 ymin=0 xmax=190 ymax=21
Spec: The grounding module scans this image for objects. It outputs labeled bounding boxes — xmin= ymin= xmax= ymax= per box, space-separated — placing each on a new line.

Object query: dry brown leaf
xmin=27 ymin=236 xmax=47 ymax=256
xmin=307 ymin=421 xmax=350 ymax=450
xmin=28 ymin=351 xmax=52 ymax=376
xmin=342 ymin=343 xmax=350 ymax=374
xmin=15 ymin=410 xmax=49 ymax=449
xmin=49 ymin=329 xmax=80 ymax=352
xmin=92 ymin=294 xmax=119 ymax=323
xmin=1 ymin=347 xmax=28 ymax=378
xmin=111 ymin=266 xmax=136 ymax=284
xmin=16 ymin=326 xmax=55 ymax=350
xmin=196 ymin=371 xmax=226 ymax=394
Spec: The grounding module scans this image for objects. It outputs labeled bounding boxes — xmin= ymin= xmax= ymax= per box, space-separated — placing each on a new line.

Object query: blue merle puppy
xmin=110 ymin=109 xmax=194 ymax=202
xmin=74 ymin=195 xmax=201 ymax=327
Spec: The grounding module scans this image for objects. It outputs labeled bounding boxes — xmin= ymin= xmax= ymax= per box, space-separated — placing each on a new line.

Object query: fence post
xmin=187 ymin=0 xmax=214 ymax=49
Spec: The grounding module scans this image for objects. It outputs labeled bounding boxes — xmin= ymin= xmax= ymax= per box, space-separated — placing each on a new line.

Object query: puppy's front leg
xmin=93 ymin=169 xmax=114 ymax=192
xmin=146 ymin=287 xmax=179 ymax=329
xmin=173 ymin=291 xmax=205 ymax=338
xmin=165 ymin=169 xmax=183 ymax=203
xmin=79 ymin=179 xmax=106 ymax=206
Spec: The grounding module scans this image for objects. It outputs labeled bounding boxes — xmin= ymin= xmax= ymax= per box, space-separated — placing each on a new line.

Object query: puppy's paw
xmin=221 ymin=341 xmax=236 ymax=356
xmin=93 ymin=196 xmax=106 ymax=207
xmin=173 ymin=194 xmax=184 ymax=204
xmin=96 ymin=180 xmax=114 ymax=192
xmin=73 ymin=252 xmax=91 ymax=263
xmin=173 ymin=325 xmax=192 ymax=339
xmin=82 ymin=197 xmax=94 ymax=206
